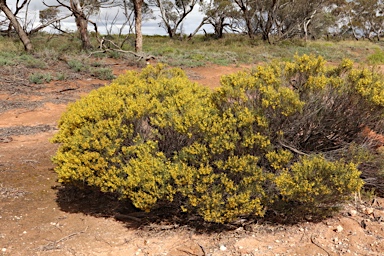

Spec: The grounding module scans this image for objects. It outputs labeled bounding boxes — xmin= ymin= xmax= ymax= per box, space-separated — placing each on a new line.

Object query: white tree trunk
xmin=133 ymin=0 xmax=143 ymax=52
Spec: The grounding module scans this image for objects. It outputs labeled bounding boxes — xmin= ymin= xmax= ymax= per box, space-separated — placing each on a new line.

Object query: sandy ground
xmin=1 ymin=59 xmax=384 ymax=256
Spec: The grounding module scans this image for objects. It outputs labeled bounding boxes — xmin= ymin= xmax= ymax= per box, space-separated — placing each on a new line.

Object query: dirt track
xmin=1 ymin=61 xmax=384 ymax=255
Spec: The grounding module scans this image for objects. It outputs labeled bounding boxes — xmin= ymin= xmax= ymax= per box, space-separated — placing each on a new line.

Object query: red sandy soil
xmin=1 ymin=59 xmax=384 ymax=256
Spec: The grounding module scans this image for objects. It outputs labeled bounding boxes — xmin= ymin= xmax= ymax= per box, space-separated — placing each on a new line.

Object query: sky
xmin=6 ymin=0 xmax=210 ymax=35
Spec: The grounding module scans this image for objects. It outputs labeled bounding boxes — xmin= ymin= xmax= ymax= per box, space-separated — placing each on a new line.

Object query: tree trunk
xmin=0 ymin=0 xmax=33 ymax=52
xmin=215 ymin=17 xmax=226 ymax=38
xmin=303 ymin=10 xmax=316 ymax=42
xmin=77 ymin=16 xmax=91 ymax=49
xmin=190 ymin=17 xmax=208 ymax=37
xmin=133 ymin=0 xmax=143 ymax=52
xmin=70 ymin=0 xmax=92 ymax=50
xmin=167 ymin=25 xmax=175 ymax=38
xmin=244 ymin=11 xmax=254 ymax=39
xmin=263 ymin=0 xmax=280 ymax=44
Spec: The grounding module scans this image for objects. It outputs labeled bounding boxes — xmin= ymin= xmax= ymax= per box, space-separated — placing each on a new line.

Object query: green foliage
xmin=90 ymin=67 xmax=115 ymax=80
xmin=0 ymin=52 xmax=17 ymax=66
xmin=0 ymin=36 xmax=22 ymax=52
xmin=33 ymin=48 xmax=60 ymax=62
xmin=52 ymin=57 xmax=384 ymax=223
xmin=29 ymin=73 xmax=52 ymax=84
xmin=155 ymin=46 xmax=179 ymax=55
xmin=68 ymin=59 xmax=87 ymax=72
xmin=56 ymin=72 xmax=67 ymax=81
xmin=0 ymin=51 xmax=46 ymax=68
xmin=108 ymin=51 xmax=122 ymax=59
xmin=1 ymin=33 xmax=383 ymax=68
xmin=66 ymin=58 xmax=115 ymax=80
xmin=367 ymin=49 xmax=384 ymax=65
xmin=19 ymin=55 xmax=47 ymax=69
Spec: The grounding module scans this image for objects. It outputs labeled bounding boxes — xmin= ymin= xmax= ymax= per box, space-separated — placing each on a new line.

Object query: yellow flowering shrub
xmin=169 ymin=157 xmax=266 ymax=223
xmin=52 ymin=64 xmax=212 ymax=211
xmin=207 ymin=56 xmax=368 ymax=216
xmin=275 ymin=155 xmax=363 ymax=205
xmin=52 ymin=56 xmax=383 ymax=223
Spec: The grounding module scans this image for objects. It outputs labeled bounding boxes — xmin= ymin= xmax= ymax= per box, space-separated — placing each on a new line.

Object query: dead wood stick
xmin=42 ymin=226 xmax=88 ymax=251
xmin=197 ymin=243 xmax=207 ymax=256
xmin=310 ymin=234 xmax=331 ymax=256
xmin=58 ymin=87 xmax=79 ymax=93
xmin=279 ymin=141 xmax=309 ymax=156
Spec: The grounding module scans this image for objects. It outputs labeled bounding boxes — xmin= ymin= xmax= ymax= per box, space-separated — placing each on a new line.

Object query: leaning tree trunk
xmin=133 ymin=0 xmax=143 ymax=52
xmin=70 ymin=0 xmax=92 ymax=50
xmin=0 ymin=0 xmax=32 ymax=52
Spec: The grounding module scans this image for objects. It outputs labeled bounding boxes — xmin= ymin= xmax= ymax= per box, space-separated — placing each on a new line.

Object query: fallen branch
xmin=89 ymin=48 xmax=155 ymax=62
xmin=198 ymin=243 xmax=207 ymax=256
xmin=41 ymin=226 xmax=88 ymax=251
xmin=279 ymin=140 xmax=309 ymax=156
xmin=28 ymin=14 xmax=73 ymax=36
xmin=88 ymin=37 xmax=156 ymax=62
xmin=58 ymin=87 xmax=79 ymax=93
xmin=310 ymin=234 xmax=331 ymax=256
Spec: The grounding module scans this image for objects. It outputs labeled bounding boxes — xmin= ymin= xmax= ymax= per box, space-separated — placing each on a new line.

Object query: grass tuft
xmin=368 ymin=49 xmax=384 ymax=64
xmin=29 ymin=73 xmax=52 ymax=84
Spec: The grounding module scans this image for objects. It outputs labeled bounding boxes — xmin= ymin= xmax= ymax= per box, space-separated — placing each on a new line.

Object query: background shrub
xmin=29 ymin=72 xmax=52 ymax=84
xmin=52 ymin=58 xmax=383 ymax=223
xmin=90 ymin=67 xmax=115 ymax=80
xmin=367 ymin=49 xmax=384 ymax=65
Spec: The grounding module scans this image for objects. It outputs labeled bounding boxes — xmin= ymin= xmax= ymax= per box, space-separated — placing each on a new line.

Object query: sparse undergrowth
xmin=52 ymin=56 xmax=384 ymax=223
xmin=67 ymin=57 xmax=115 ymax=80
xmin=29 ymin=72 xmax=53 ymax=84
xmin=2 ymin=33 xmax=384 ymax=69
xmin=0 ymin=41 xmax=116 ymax=83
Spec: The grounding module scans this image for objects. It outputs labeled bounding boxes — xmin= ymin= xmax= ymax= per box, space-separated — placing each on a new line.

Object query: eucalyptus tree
xmin=150 ymin=0 xmax=200 ymax=38
xmin=49 ymin=0 xmax=116 ymax=49
xmin=199 ymin=0 xmax=237 ymax=38
xmin=110 ymin=0 xmax=139 ymax=51
xmin=231 ymin=0 xmax=257 ymax=38
xmin=224 ymin=0 xmax=344 ymax=42
xmin=273 ymin=0 xmax=331 ymax=41
xmin=349 ymin=0 xmax=384 ymax=40
xmin=112 ymin=0 xmax=153 ymax=52
xmin=256 ymin=0 xmax=281 ymax=42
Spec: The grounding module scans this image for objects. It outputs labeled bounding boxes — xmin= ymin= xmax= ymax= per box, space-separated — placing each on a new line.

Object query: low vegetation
xmin=52 ymin=56 xmax=384 ymax=223
xmin=29 ymin=72 xmax=53 ymax=84
xmin=2 ymin=33 xmax=384 ymax=68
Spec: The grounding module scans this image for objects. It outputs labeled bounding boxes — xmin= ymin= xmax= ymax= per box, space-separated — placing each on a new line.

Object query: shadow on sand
xmin=53 ymin=184 xmax=337 ymax=234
